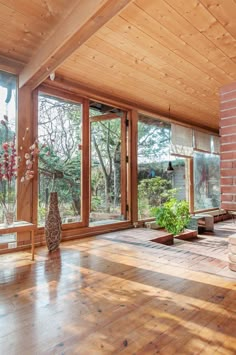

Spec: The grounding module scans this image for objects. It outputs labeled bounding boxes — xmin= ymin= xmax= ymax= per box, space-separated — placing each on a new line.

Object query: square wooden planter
xmin=150 ymin=228 xmax=197 ymax=245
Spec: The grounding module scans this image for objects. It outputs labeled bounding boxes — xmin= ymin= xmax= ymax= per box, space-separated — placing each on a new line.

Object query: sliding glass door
xmin=89 ymin=102 xmax=128 ymax=226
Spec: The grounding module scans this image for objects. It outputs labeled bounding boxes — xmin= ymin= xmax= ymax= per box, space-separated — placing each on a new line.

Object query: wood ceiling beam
xmin=0 ymin=55 xmax=24 ymax=74
xmin=19 ymin=0 xmax=134 ymax=90
xmin=90 ymin=113 xmax=120 ymax=122
xmin=40 ymin=77 xmax=219 ymax=134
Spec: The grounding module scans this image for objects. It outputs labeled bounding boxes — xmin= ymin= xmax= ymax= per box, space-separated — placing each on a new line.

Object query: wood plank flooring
xmin=0 ymin=221 xmax=236 ymax=354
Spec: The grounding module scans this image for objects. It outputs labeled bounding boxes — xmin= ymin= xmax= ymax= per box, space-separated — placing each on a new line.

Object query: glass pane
xmin=137 ymin=115 xmax=188 ymax=220
xmin=89 ymin=103 xmax=125 ymax=226
xmin=38 ymin=94 xmax=82 ymax=226
xmin=0 ymin=71 xmax=17 ymax=224
xmin=194 ymin=152 xmax=220 ymax=210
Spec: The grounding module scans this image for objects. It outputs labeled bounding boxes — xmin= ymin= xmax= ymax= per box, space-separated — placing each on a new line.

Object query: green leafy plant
xmin=138 ymin=176 xmax=175 ymax=206
xmin=138 ymin=176 xmax=177 ymax=218
xmin=152 ymin=198 xmax=190 ymax=235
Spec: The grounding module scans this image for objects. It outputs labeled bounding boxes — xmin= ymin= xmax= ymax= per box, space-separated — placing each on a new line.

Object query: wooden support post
xmin=17 ymin=86 xmax=34 ymax=244
xmin=188 ymin=158 xmax=194 ymax=214
xmin=121 ymin=113 xmax=128 ymax=219
xmin=17 ymin=86 xmax=34 ymax=222
xmin=32 ymin=90 xmax=38 ymax=226
xmin=128 ymin=110 xmax=138 ymax=224
xmin=81 ymin=99 xmax=90 ymax=227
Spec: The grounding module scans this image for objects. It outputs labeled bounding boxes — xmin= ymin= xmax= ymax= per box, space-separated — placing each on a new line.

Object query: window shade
xmin=194 ymin=131 xmax=211 ymax=153
xmin=170 ymin=124 xmax=193 ymax=157
xmin=212 ymin=135 xmax=220 ymax=155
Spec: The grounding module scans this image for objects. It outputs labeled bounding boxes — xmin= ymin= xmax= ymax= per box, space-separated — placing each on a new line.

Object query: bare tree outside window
xmin=38 ymin=94 xmax=82 ymax=225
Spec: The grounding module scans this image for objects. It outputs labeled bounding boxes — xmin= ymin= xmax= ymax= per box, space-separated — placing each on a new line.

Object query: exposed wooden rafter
xmin=0 ymin=55 xmax=24 ymax=74
xmin=40 ymin=77 xmax=219 ymax=134
xmin=19 ymin=0 xmax=134 ymax=89
xmin=90 ymin=113 xmax=120 ymax=122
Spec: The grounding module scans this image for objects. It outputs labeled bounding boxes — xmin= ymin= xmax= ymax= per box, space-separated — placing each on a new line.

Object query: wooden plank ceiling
xmin=0 ymin=0 xmax=79 ymax=64
xmin=0 ymin=0 xmax=236 ymax=131
xmin=57 ymin=0 xmax=236 ymax=131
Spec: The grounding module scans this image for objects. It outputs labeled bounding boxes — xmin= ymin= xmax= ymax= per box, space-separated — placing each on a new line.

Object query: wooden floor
xmin=0 ymin=221 xmax=236 ymax=354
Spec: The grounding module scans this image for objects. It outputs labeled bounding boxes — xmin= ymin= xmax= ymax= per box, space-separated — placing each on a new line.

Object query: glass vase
xmin=2 ymin=203 xmax=15 ymax=226
xmin=4 ymin=211 xmax=14 ymax=226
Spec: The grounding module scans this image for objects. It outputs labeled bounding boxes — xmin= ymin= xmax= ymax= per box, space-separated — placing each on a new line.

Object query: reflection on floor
xmin=0 ymin=220 xmax=235 ymax=354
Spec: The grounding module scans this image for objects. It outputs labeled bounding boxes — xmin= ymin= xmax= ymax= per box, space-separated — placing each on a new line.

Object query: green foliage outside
xmin=152 ymin=198 xmax=190 ymax=235
xmin=138 ymin=176 xmax=176 ymax=219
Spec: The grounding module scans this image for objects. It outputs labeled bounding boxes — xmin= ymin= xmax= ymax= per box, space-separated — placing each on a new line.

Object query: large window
xmin=137 ymin=115 xmax=188 ymax=220
xmin=0 ymin=71 xmax=17 ymax=224
xmin=38 ymin=94 xmax=82 ymax=226
xmin=194 ymin=152 xmax=220 ymax=211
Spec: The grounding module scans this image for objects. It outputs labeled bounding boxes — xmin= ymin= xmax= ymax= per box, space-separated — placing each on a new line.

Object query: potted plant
xmin=152 ymin=198 xmax=191 ymax=236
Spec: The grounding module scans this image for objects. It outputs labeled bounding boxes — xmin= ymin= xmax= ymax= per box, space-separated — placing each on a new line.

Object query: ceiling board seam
xmin=163 ymin=0 xmax=236 ymax=62
xmin=45 ymin=77 xmax=219 ymax=133
xmin=199 ymin=0 xmax=236 ymax=40
xmin=145 ymin=0 xmax=236 ymax=77
xmin=92 ymin=31 xmax=220 ymax=97
xmin=62 ymin=53 xmax=217 ymax=113
xmin=59 ymin=58 xmax=218 ymax=117
xmin=82 ymin=42 xmax=217 ymax=110
xmin=116 ymin=12 xmax=231 ymax=87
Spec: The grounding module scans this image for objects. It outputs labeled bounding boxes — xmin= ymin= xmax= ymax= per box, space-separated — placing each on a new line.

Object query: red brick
xmin=221 ymin=202 xmax=236 ymax=210
xmin=220 ymin=108 xmax=236 ymax=119
xmin=221 ymin=169 xmax=236 ymax=177
xmin=220 ymin=125 xmax=236 ymax=135
xmin=221 ymin=143 xmax=236 ymax=152
xmin=221 ymin=161 xmax=233 ymax=169
xmin=151 ymin=234 xmax=173 ymax=245
xmin=220 ymin=100 xmax=236 ymax=110
xmin=221 ymin=91 xmax=236 ymax=101
xmin=221 ymin=177 xmax=233 ymax=185
xmin=221 ymin=185 xmax=236 ymax=193
xmin=221 ymin=135 xmax=236 ymax=144
xmin=175 ymin=229 xmax=198 ymax=240
xmin=220 ymin=83 xmax=236 ymax=94
xmin=221 ymin=194 xmax=233 ymax=201
xmin=221 ymin=161 xmax=236 ymax=169
xmin=221 ymin=151 xmax=236 ymax=160
xmin=220 ymin=116 xmax=236 ymax=127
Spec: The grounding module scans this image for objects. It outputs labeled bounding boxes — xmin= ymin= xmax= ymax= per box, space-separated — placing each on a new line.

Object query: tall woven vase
xmin=45 ymin=192 xmax=62 ymax=252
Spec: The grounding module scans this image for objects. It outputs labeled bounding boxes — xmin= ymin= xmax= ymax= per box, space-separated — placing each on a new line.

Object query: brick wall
xmin=220 ymin=82 xmax=236 ymax=210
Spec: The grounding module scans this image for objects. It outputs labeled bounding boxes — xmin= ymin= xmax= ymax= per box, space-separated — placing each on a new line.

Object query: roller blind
xmin=212 ymin=135 xmax=220 ymax=155
xmin=170 ymin=124 xmax=193 ymax=157
xmin=194 ymin=131 xmax=211 ymax=153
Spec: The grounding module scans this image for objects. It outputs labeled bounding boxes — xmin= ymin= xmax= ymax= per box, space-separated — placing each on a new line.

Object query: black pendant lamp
xmin=167 ymin=161 xmax=174 ymax=173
